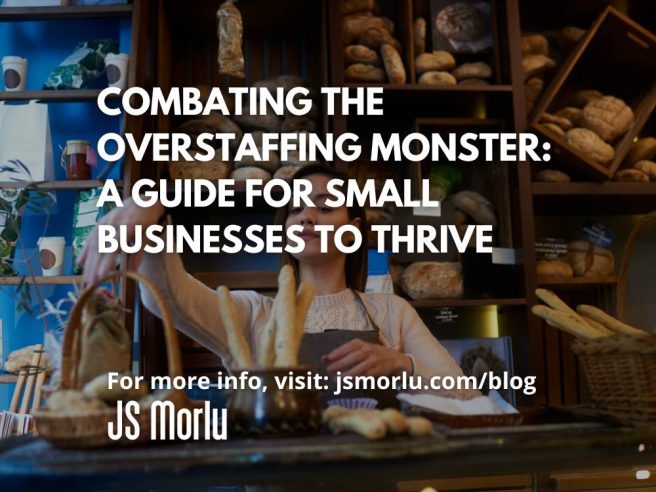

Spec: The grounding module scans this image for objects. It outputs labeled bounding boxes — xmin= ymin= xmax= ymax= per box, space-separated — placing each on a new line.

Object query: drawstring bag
xmin=77 ymin=289 xmax=131 ymax=386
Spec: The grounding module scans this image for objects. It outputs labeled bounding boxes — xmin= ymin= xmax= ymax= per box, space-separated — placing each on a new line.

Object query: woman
xmin=79 ymin=164 xmax=478 ymax=401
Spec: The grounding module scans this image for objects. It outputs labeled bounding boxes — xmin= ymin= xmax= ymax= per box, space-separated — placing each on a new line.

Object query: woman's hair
xmin=275 ymin=163 xmax=368 ymax=292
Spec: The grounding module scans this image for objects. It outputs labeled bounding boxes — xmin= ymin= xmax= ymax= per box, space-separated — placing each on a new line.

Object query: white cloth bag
xmin=0 ymin=100 xmax=54 ymax=182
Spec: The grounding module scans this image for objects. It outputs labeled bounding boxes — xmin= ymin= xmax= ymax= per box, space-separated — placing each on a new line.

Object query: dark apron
xmin=297 ymin=289 xmax=399 ymax=409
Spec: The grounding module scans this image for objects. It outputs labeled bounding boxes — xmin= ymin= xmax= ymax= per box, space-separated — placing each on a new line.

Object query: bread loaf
xmin=342 ymin=14 xmax=391 ymax=45
xmin=522 ymin=54 xmax=555 ymax=80
xmin=554 ymin=107 xmax=582 ymax=126
xmin=536 ymin=259 xmax=573 ymax=278
xmin=168 ymin=159 xmax=231 ymax=180
xmin=359 ymin=26 xmax=401 ymax=51
xmin=4 ymin=344 xmax=51 ymax=373
xmin=564 ymin=128 xmax=614 ymax=164
xmin=534 ymin=169 xmax=570 ymax=183
xmin=614 ymin=168 xmax=650 ymax=182
xmin=231 ymin=166 xmax=272 ymax=182
xmin=567 ymin=240 xmax=614 ymax=277
xmin=542 ymin=123 xmax=565 ymax=137
xmin=540 ymin=112 xmax=573 ymax=131
xmin=345 ymin=63 xmax=386 ymax=82
xmin=581 ymin=95 xmax=634 ymax=142
xmin=234 ymin=149 xmax=280 ymax=174
xmin=623 ymin=137 xmax=656 ymax=166
xmin=400 ymin=262 xmax=463 ymax=300
xmin=380 ymin=44 xmax=406 ymax=84
xmin=344 ymin=44 xmax=381 ymax=66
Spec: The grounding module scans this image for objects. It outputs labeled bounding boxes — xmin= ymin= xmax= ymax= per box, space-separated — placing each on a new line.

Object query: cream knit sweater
xmin=139 ymin=251 xmax=479 ymax=399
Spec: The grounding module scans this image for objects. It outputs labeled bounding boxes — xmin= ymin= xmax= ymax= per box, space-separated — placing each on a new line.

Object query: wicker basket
xmin=571 ymin=211 xmax=656 ymax=425
xmin=33 ymin=271 xmax=195 ymax=448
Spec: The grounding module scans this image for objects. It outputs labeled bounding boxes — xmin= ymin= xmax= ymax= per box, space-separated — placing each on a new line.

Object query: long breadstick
xmin=535 ymin=288 xmax=591 ymax=327
xmin=274 ymin=265 xmax=297 ymax=367
xmin=576 ymin=305 xmax=648 ymax=337
xmin=257 ymin=299 xmax=277 ymax=367
xmin=579 ymin=314 xmax=614 ymax=336
xmin=531 ymin=305 xmax=606 ymax=340
xmin=216 ymin=286 xmax=253 ymax=368
xmin=293 ymin=282 xmax=314 ymax=362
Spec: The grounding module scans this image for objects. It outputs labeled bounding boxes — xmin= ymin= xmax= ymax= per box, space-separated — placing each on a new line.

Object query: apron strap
xmin=350 ymin=288 xmax=390 ymax=347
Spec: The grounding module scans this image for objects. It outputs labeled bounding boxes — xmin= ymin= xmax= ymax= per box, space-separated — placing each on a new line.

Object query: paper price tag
xmin=434 ymin=308 xmax=459 ymax=324
xmin=581 ymin=220 xmax=614 ymax=249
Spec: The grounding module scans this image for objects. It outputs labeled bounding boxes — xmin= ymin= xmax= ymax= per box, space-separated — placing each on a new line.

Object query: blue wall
xmin=0 ymin=16 xmax=131 ymax=409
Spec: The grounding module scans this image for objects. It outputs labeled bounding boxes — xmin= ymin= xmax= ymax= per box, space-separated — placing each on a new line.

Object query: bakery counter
xmin=1 ymin=422 xmax=655 ymax=491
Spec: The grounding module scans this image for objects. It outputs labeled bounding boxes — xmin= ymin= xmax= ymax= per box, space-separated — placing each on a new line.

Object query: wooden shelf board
xmin=532 ymin=182 xmax=656 ymax=196
xmin=0 ymin=373 xmax=18 ymax=384
xmin=0 ymin=90 xmax=114 ymax=102
xmin=537 ymin=275 xmax=618 ymax=288
xmin=0 ymin=180 xmax=122 ymax=190
xmin=409 ymin=298 xmax=527 ymax=308
xmin=0 ymin=275 xmax=82 ymax=285
xmin=532 ymin=182 xmax=656 ymax=215
xmin=0 ymin=5 xmax=133 ymax=21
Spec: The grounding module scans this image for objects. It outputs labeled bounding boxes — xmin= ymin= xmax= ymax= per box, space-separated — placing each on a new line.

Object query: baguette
xmin=216 ymin=286 xmax=253 ymax=368
xmin=531 ymin=305 xmax=605 ymax=340
xmin=579 ymin=314 xmax=614 ymax=337
xmin=535 ymin=288 xmax=590 ymax=327
xmin=274 ymin=265 xmax=297 ymax=366
xmin=576 ymin=305 xmax=648 ymax=337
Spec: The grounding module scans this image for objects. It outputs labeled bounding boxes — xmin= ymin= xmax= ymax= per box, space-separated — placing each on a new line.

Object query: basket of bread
xmin=531 ymin=212 xmax=656 ymax=425
xmin=33 ymin=271 xmax=196 ymax=448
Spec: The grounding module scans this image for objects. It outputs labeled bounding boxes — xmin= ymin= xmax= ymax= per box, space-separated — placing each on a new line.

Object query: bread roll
xmin=4 ymin=344 xmax=50 ymax=373
xmin=400 ymin=262 xmax=463 ymax=300
xmin=570 ymin=89 xmax=602 ymax=108
xmin=581 ymin=95 xmax=634 ymax=142
xmin=521 ymin=34 xmax=549 ymax=56
xmin=634 ymin=160 xmax=656 ymax=180
xmin=564 ymin=128 xmax=614 ymax=164
xmin=536 ymin=260 xmax=573 ymax=278
xmin=230 ymin=166 xmax=272 ymax=182
xmin=452 ymin=62 xmax=492 ymax=81
xmin=554 ymin=107 xmax=583 ymax=126
xmin=623 ymin=137 xmax=656 ymax=166
xmin=418 ymin=71 xmax=456 ymax=86
xmin=380 ymin=44 xmax=406 ymax=84
xmin=614 ymin=169 xmax=650 ymax=182
xmin=522 ymin=54 xmax=555 ymax=80
xmin=344 ymin=44 xmax=381 ymax=66
xmin=380 ymin=408 xmax=408 ymax=435
xmin=342 ymin=0 xmax=374 ymax=15
xmin=329 ymin=409 xmax=387 ymax=440
xmin=406 ymin=416 xmax=433 ymax=436
xmin=415 ymin=51 xmax=455 ymax=74
xmin=234 ymin=149 xmax=280 ymax=174
xmin=542 ymin=123 xmax=565 ymax=137
xmin=168 ymin=159 xmax=231 ymax=180
xmin=414 ymin=18 xmax=426 ymax=55
xmin=534 ymin=169 xmax=570 ymax=183
xmin=540 ymin=112 xmax=573 ymax=131
xmin=359 ymin=26 xmax=401 ymax=51
xmin=567 ymin=240 xmax=614 ymax=277
xmin=345 ymin=63 xmax=386 ymax=82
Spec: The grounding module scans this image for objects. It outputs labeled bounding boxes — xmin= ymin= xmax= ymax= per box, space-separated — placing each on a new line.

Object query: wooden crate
xmin=530 ymin=6 xmax=656 ymax=180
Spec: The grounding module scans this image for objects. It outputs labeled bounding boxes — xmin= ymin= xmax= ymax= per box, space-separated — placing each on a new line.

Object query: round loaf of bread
xmin=436 ymin=3 xmax=485 ymax=42
xmin=634 ymin=160 xmax=656 ymax=180
xmin=415 ymin=51 xmax=455 ymax=74
xmin=452 ymin=62 xmax=492 ymax=81
xmin=567 ymin=240 xmax=614 ymax=277
xmin=624 ymin=137 xmax=656 ymax=166
xmin=564 ymin=128 xmax=614 ymax=164
xmin=452 ymin=190 xmax=497 ymax=227
xmin=418 ymin=71 xmax=456 ymax=86
xmin=537 ymin=260 xmax=574 ymax=278
xmin=614 ymin=168 xmax=649 ymax=182
xmin=344 ymin=44 xmax=381 ymax=66
xmin=273 ymin=165 xmax=301 ymax=181
xmin=400 ymin=261 xmax=463 ymax=300
xmin=235 ymin=149 xmax=280 ymax=174
xmin=345 ymin=63 xmax=386 ymax=82
xmin=168 ymin=159 xmax=231 ymax=180
xmin=534 ymin=169 xmax=570 ymax=182
xmin=581 ymin=95 xmax=634 ymax=142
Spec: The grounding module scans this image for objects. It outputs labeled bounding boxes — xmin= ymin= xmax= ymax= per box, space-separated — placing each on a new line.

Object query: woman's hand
xmin=77 ymin=197 xmax=164 ymax=284
xmin=323 ymin=339 xmax=413 ymax=377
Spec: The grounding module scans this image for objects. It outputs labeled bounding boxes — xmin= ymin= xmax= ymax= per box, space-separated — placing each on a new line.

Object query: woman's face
xmin=285 ymin=173 xmax=361 ymax=264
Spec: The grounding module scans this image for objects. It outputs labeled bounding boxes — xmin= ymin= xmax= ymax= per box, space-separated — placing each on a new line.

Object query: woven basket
xmin=571 ymin=211 xmax=656 ymax=425
xmin=33 ymin=271 xmax=195 ymax=448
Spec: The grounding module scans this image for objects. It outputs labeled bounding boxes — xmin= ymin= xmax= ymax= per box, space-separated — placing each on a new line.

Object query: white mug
xmin=37 ymin=236 xmax=65 ymax=277
xmin=105 ymin=53 xmax=129 ymax=90
xmin=2 ymin=56 xmax=27 ymax=92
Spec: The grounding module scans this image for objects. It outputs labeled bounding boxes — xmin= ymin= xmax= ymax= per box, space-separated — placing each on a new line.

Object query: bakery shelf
xmin=344 ymin=83 xmax=514 ymax=93
xmin=537 ymin=275 xmax=618 ymax=288
xmin=0 ymin=373 xmax=18 ymax=385
xmin=409 ymin=298 xmax=527 ymax=308
xmin=0 ymin=275 xmax=82 ymax=286
xmin=0 ymin=5 xmax=133 ymax=21
xmin=0 ymin=180 xmax=122 ymax=190
xmin=532 ymin=182 xmax=656 ymax=215
xmin=0 ymin=90 xmax=116 ymax=103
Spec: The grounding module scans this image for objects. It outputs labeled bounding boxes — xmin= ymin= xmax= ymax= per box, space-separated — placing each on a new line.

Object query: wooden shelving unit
xmin=0 ymin=276 xmax=82 ymax=286
xmin=0 ymin=5 xmax=133 ymax=21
